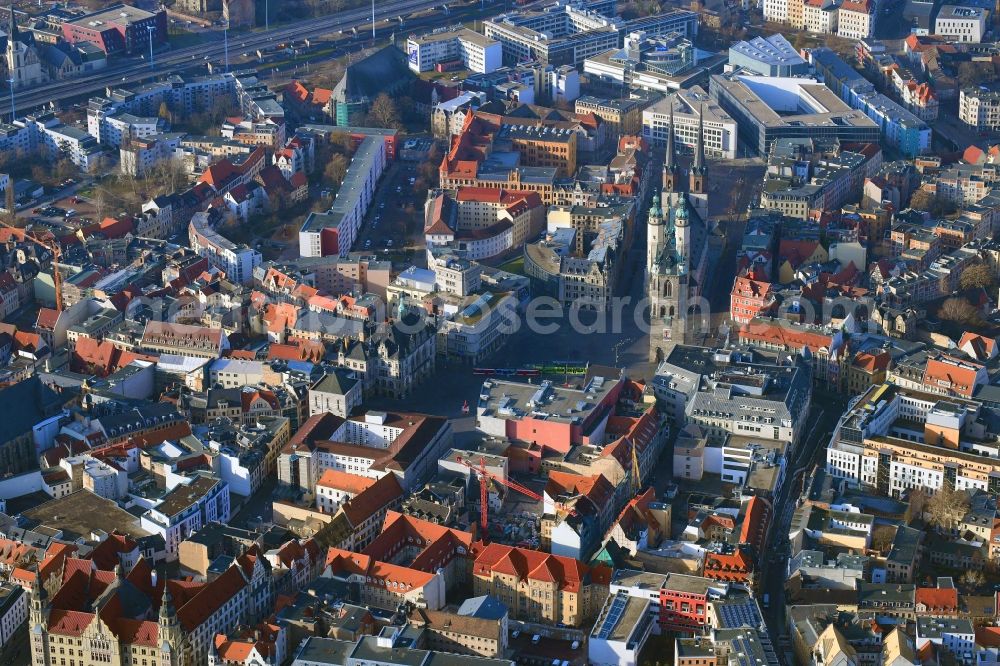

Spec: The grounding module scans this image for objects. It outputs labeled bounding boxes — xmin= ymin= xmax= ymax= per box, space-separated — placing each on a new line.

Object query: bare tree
xmin=938 ymin=297 xmax=983 ymax=327
xmin=960 ymin=568 xmax=986 ymax=591
xmin=926 ymin=486 xmax=970 ymax=533
xmin=367 ymin=93 xmax=402 ymax=130
xmin=908 ymin=488 xmax=927 ymax=524
xmin=909 ymin=189 xmax=957 ymax=216
xmin=870 ymin=525 xmax=896 ymax=553
xmin=324 ymin=153 xmax=349 ymax=185
xmin=958 ymin=61 xmax=995 ymax=89
xmin=93 ymin=188 xmax=107 ymax=220
xmin=959 ymin=263 xmax=996 ymax=291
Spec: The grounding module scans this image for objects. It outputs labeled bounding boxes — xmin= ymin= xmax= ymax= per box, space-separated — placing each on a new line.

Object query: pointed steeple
xmin=693 ymin=103 xmax=706 ymax=175
xmin=159 ymin=585 xmax=177 ymax=626
xmin=665 ymin=105 xmax=676 ymax=172
xmin=7 ymin=6 xmax=18 ymax=42
xmin=689 ymin=103 xmax=707 ymax=195
xmin=663 ymin=102 xmax=680 ymax=193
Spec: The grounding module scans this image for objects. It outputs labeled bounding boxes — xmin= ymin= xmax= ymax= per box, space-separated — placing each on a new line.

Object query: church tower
xmin=649 ymin=101 xmax=713 ymax=362
xmin=158 ymin=586 xmax=191 ymax=666
xmin=29 ymin=573 xmax=51 ymax=666
xmin=688 ymin=105 xmax=709 ymax=222
xmin=689 ymin=107 xmax=707 ymax=194
xmin=646 ymin=194 xmax=664 ymax=277
xmin=675 ymin=194 xmax=691 ymax=267
xmin=5 ymin=6 xmax=46 ymax=90
xmin=662 ymin=105 xmax=681 ymax=196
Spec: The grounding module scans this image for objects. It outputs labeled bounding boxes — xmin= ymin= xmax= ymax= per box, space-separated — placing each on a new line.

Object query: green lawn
xmin=166 ymin=28 xmax=210 ymax=49
xmin=498 ymin=256 xmax=525 ymax=276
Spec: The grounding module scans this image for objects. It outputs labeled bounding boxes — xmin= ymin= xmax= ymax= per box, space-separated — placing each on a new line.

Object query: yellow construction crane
xmin=631 ymin=439 xmax=642 ymax=494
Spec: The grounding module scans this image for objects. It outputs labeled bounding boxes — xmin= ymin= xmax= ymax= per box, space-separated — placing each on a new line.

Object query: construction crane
xmin=631 ymin=439 xmax=642 ymax=494
xmin=455 ymin=455 xmax=577 ymax=535
xmin=0 ymin=218 xmax=62 ymax=310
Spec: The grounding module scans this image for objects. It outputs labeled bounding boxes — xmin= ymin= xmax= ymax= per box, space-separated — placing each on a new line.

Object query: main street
xmin=758 ymin=392 xmax=848 ymax=662
xmin=11 ymin=0 xmax=447 ymax=115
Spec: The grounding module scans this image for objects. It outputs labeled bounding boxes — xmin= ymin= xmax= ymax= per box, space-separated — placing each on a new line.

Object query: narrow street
xmin=759 ymin=394 xmax=848 ymax=659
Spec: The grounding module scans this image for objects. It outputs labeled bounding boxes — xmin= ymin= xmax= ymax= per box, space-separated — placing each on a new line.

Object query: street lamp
xmin=265 ymin=0 xmax=269 ymax=32
xmin=223 ymin=19 xmax=229 ymax=72
xmin=371 ymin=0 xmax=375 ymax=39
xmin=6 ymin=78 xmax=14 ymax=122
xmin=146 ymin=24 xmax=155 ymax=70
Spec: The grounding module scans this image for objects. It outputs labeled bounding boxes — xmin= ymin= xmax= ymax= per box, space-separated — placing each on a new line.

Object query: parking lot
xmin=16 ymin=180 xmax=92 ymax=227
xmin=352 ymin=159 xmax=430 ymax=263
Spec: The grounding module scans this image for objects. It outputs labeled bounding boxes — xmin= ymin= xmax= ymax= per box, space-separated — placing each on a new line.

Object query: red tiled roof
xmin=703 ymin=547 xmax=753 ymax=582
xmin=914 ymin=586 xmax=957 ymax=611
xmin=737 ymin=496 xmax=772 ymax=554
xmin=977 ymin=626 xmax=1000 ymax=648
xmin=88 ymin=533 xmax=137 ymax=571
xmin=779 ymin=240 xmax=821 ymax=268
xmin=738 ymin=319 xmax=833 ymax=352
xmin=852 ymin=351 xmax=890 ymax=373
xmin=732 ymin=275 xmax=773 ymax=299
xmin=113 ymin=619 xmax=159 ymax=647
xmin=473 ymin=542 xmax=610 ymax=593
xmin=922 ymin=355 xmax=983 ymax=397
xmin=840 ymin=0 xmax=869 ymax=12
xmin=312 ymin=88 xmax=332 ymax=105
xmin=317 ymin=469 xmax=377 ymax=494
xmin=176 ymin=565 xmax=246 ymax=632
xmin=545 ymin=471 xmax=614 ymax=508
xmin=965 ymin=145 xmax=987 ymax=165
xmin=340 ymin=473 xmax=404 ymax=526
xmin=959 ymin=332 xmax=996 ymax=361
xmin=364 ymin=511 xmax=473 ymax=571
xmin=36 ymin=308 xmax=60 ymax=330
xmin=49 ymin=610 xmax=94 ymax=636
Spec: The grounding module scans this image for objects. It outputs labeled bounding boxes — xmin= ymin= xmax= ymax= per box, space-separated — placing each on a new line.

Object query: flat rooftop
xmin=69 ymin=3 xmax=157 ymax=25
xmin=154 ymin=475 xmax=221 ymax=518
xmin=729 ymin=34 xmax=805 ymax=68
xmin=712 ymin=73 xmax=878 ymax=130
xmin=303 ymin=135 xmax=384 ymax=233
xmin=477 ymin=374 xmax=618 ymax=425
xmin=591 ymin=593 xmax=648 ymax=644
xmin=22 ymin=490 xmax=152 ymax=541
xmin=409 ymin=26 xmax=498 ymax=49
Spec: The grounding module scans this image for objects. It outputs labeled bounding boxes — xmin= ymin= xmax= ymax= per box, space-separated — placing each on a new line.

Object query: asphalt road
xmin=758 ymin=392 xmax=849 ymax=657
xmin=11 ymin=0 xmax=448 ymax=116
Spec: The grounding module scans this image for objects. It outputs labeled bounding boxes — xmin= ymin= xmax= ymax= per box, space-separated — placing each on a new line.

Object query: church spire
xmin=8 ymin=6 xmax=18 ymax=42
xmin=665 ymin=105 xmax=676 ymax=171
xmin=159 ymin=585 xmax=177 ymax=626
xmin=689 ymin=103 xmax=707 ymax=195
xmin=693 ymin=104 xmax=706 ymax=175
xmin=663 ymin=102 xmax=679 ymax=193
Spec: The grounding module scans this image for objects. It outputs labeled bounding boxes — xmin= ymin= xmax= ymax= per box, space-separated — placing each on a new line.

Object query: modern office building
xmin=709 ymin=73 xmax=879 ymax=155
xmin=934 ymin=5 xmax=988 ymax=43
xmin=808 ymin=48 xmax=930 ymax=157
xmin=61 ymin=3 xmax=167 ymax=56
xmin=583 ymin=29 xmax=701 ymax=93
xmin=406 ymin=27 xmax=502 ymax=74
xmin=484 ymin=2 xmax=697 ymax=67
xmin=642 ymin=86 xmax=738 ymax=158
xmin=728 ymin=34 xmax=808 ymax=77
